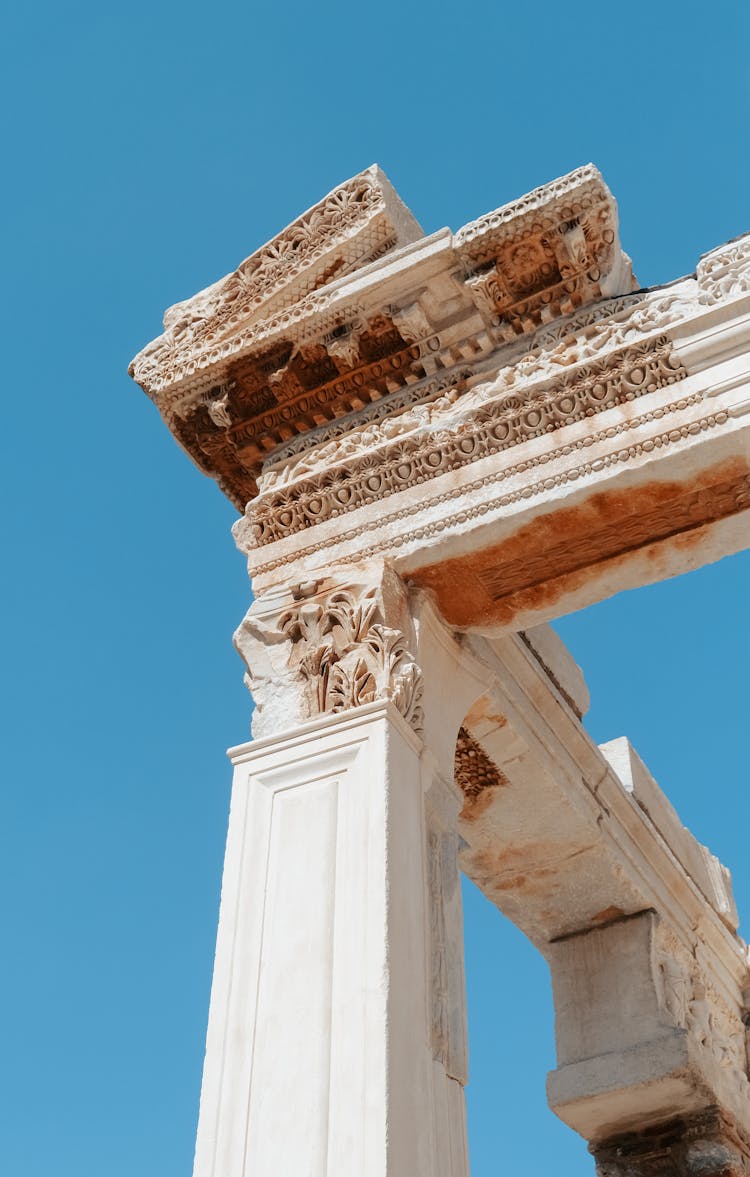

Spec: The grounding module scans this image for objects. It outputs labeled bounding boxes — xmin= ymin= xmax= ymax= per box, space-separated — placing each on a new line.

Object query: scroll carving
xmin=656 ymin=929 xmax=692 ymax=1029
xmin=698 ymin=238 xmax=750 ymax=306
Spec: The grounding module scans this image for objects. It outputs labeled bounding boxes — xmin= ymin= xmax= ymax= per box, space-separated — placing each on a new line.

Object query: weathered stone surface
xmin=131 ymin=164 xmax=633 ymax=507
xmin=450 ymin=625 xmax=749 ymax=1148
xmin=592 ymin=1107 xmax=750 ymax=1176
xmin=601 ymin=738 xmax=739 ymax=931
xmin=131 ymin=166 xmax=750 ymax=631
xmin=130 ymin=166 xmax=750 ymax=1177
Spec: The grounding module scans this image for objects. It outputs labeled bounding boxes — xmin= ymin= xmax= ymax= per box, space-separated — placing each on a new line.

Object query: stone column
xmin=192 ymin=564 xmax=488 ymax=1177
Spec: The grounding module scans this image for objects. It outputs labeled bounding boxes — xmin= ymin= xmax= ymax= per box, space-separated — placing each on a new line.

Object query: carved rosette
xmin=234 ymin=569 xmax=424 ymax=738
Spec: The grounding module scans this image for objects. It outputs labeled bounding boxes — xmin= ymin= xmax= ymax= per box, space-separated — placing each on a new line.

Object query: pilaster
xmin=194 ymin=564 xmax=490 ymax=1177
xmin=128 ymin=163 xmax=750 ymax=1177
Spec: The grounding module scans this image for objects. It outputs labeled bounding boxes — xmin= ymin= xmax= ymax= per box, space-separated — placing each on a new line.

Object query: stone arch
xmin=450 ymin=623 xmax=750 ymax=1175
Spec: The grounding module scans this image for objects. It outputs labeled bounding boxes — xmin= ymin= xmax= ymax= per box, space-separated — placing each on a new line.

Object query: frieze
xmin=130 ymin=166 xmax=642 ymax=504
xmin=130 ymin=164 xmax=750 ymax=553
xmin=259 ymin=283 xmax=695 ymax=478
xmin=228 ymin=339 xmax=430 ymax=454
xmin=262 ymin=366 xmax=476 ymax=471
xmin=698 ymin=236 xmax=750 ymax=306
xmin=654 ymin=925 xmax=749 ymax=1096
xmin=240 ymin=396 xmax=726 ymax=577
xmin=247 ymin=337 xmax=686 ymax=544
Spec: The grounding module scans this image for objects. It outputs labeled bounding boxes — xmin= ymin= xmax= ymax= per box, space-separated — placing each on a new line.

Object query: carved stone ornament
xmin=130 ymin=166 xmax=750 ymax=563
xmin=653 ymin=923 xmax=750 ymax=1118
xmin=698 ymin=236 xmax=750 ymax=306
xmin=246 ymin=334 xmax=686 ymax=545
xmin=131 ymin=165 xmax=750 ymax=632
xmin=454 ymin=727 xmax=508 ymax=806
xmin=233 ymin=566 xmax=423 ymax=738
xmin=129 ymin=160 xmax=750 ymax=1177
xmin=277 ymin=588 xmax=423 ymax=727
xmin=130 ymin=164 xmax=641 ymax=509
xmin=592 ymin=1107 xmax=750 ymax=1177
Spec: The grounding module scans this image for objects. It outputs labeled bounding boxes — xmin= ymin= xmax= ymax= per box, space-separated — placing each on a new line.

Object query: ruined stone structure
xmin=130 ymin=166 xmax=750 ymax=1176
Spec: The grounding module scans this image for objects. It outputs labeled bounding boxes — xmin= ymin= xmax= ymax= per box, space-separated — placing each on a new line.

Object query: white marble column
xmin=192 ymin=566 xmax=486 ymax=1177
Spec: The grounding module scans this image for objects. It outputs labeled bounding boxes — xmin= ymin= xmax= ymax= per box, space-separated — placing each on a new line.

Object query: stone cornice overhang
xmin=241 ymin=272 xmax=750 ymax=608
xmin=130 ymin=164 xmax=634 ymax=507
xmin=130 ymin=169 xmax=750 ymax=628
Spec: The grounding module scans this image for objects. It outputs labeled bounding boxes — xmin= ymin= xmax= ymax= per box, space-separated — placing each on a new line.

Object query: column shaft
xmin=192 ymin=700 xmax=469 ymax=1177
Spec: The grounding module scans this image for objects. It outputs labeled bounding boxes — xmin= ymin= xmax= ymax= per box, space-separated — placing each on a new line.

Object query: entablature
xmin=130 ymin=167 xmax=750 ymax=629
xmin=130 ymin=163 xmax=635 ymax=507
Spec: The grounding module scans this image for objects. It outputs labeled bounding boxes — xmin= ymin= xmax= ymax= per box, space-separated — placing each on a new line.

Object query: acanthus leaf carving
xmin=391 ymin=301 xmax=433 ymax=345
xmin=235 ymin=573 xmax=424 ymax=738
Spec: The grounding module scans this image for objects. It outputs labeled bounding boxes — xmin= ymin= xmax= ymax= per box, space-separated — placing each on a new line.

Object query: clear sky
xmin=1 ymin=1 xmax=749 ymax=1174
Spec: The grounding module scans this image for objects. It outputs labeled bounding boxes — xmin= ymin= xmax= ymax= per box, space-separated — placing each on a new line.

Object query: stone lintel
xmin=451 ymin=628 xmax=750 ymax=1144
xmin=601 ymin=738 xmax=739 ymax=932
xmin=457 ymin=632 xmax=744 ymax=962
xmin=238 ymin=260 xmax=750 ymax=632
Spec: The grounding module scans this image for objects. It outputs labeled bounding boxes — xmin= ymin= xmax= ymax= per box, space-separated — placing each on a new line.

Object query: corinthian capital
xmin=234 ymin=564 xmax=423 ymax=739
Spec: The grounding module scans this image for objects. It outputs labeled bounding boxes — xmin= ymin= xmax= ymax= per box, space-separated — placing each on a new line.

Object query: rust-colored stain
xmin=591 ymin=905 xmax=625 ymax=924
xmin=409 ymin=458 xmax=750 ymax=627
xmin=459 ymin=788 xmax=498 ymax=822
xmin=171 ymin=314 xmax=424 ymax=509
xmin=484 ymin=711 xmax=508 ymax=728
xmin=463 ymin=841 xmax=588 ymax=901
xmin=463 ymin=696 xmax=508 ymax=731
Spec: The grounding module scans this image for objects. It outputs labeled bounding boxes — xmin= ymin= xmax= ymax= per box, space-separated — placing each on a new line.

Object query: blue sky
xmin=1 ymin=1 xmax=748 ymax=1174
